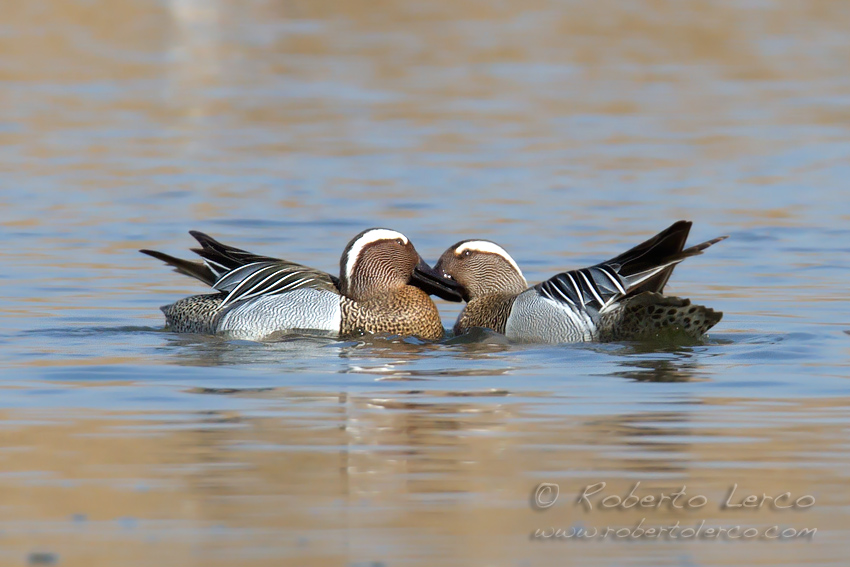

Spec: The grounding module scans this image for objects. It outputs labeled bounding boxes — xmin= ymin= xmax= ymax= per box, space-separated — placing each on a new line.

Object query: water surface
xmin=1 ymin=0 xmax=849 ymax=565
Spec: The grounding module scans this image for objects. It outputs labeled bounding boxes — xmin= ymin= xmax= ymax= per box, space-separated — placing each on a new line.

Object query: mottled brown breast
xmin=339 ymin=286 xmax=446 ymax=341
xmin=453 ymin=294 xmax=517 ymax=336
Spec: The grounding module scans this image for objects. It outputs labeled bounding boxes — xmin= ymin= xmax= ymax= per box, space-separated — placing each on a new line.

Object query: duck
xmin=434 ymin=221 xmax=727 ymax=343
xmin=141 ymin=228 xmax=462 ymax=341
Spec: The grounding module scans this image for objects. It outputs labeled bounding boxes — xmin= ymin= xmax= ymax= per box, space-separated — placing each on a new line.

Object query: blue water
xmin=1 ymin=1 xmax=849 ymax=566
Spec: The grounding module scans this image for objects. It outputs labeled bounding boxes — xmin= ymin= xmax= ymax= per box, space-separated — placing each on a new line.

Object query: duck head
xmin=434 ymin=240 xmax=529 ymax=302
xmin=339 ymin=228 xmax=462 ymax=302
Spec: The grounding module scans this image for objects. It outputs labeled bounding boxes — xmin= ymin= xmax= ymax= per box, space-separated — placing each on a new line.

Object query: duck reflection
xmin=337 ymin=332 xmax=516 ymax=381
xmin=2 ymin=382 xmax=836 ymax=566
xmin=612 ymin=356 xmax=704 ymax=382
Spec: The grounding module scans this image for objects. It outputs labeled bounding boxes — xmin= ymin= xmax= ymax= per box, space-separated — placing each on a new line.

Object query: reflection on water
xmin=0 ymin=385 xmax=844 ymax=566
xmin=2 ymin=0 xmax=850 ymax=565
xmin=611 ymin=356 xmax=703 ymax=383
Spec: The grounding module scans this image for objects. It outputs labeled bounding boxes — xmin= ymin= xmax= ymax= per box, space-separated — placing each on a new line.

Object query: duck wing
xmin=535 ymin=221 xmax=726 ymax=314
xmin=141 ymin=231 xmax=340 ymax=308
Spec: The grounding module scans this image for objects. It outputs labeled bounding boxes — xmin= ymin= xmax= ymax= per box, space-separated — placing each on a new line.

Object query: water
xmin=1 ymin=0 xmax=849 ymax=565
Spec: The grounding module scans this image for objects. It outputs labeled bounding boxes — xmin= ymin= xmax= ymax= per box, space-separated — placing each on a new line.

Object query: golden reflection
xmin=0 ymin=390 xmax=844 ymax=565
xmin=4 ymin=0 xmax=849 ymax=169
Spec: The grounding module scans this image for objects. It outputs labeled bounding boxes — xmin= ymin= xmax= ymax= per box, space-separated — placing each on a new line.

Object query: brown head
xmin=434 ymin=240 xmax=529 ymax=302
xmin=338 ymin=228 xmax=462 ymax=303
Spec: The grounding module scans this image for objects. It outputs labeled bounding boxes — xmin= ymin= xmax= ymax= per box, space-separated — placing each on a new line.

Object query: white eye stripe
xmin=455 ymin=240 xmax=523 ymax=277
xmin=343 ymin=229 xmax=409 ymax=281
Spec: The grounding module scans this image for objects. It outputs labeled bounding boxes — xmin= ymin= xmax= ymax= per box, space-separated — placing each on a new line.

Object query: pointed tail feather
xmin=537 ymin=222 xmax=727 ymax=315
xmin=606 ymin=220 xmax=692 ymax=269
xmin=603 ymin=221 xmax=728 ymax=296
xmin=682 ymin=235 xmax=728 ymax=256
xmin=189 ymin=231 xmax=282 ymax=275
xmin=139 ymin=249 xmax=217 ymax=286
xmin=140 ymin=231 xmax=280 ymax=286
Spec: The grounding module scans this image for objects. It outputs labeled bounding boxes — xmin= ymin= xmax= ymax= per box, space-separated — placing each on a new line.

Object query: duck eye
xmin=395 ymin=238 xmax=404 ymax=245
xmin=462 ymin=250 xmax=471 ymax=258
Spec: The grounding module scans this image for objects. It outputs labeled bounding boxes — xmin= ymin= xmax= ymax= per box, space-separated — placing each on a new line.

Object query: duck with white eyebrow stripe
xmin=140 ymin=228 xmax=462 ymax=341
xmin=434 ymin=221 xmax=727 ymax=343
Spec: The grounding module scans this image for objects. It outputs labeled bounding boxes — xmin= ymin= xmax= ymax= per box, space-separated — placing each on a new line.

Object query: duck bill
xmin=411 ymin=258 xmax=463 ymax=302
